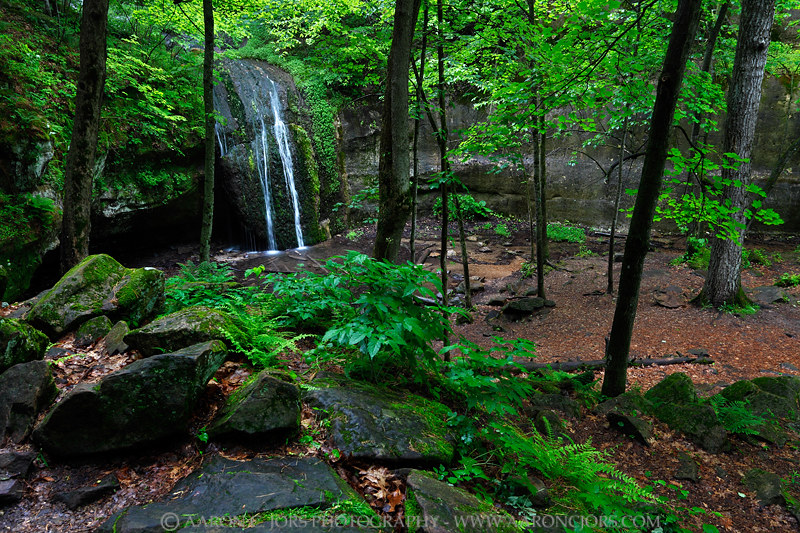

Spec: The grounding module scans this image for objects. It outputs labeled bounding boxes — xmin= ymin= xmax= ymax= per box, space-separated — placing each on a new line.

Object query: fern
xmin=707 ymin=395 xmax=766 ymax=435
xmin=222 ymin=301 xmax=307 ymax=368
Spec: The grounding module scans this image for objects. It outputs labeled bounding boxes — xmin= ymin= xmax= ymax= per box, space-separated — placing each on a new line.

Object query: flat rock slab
xmin=304 ymin=382 xmax=454 ymax=464
xmin=33 ymin=341 xmax=226 ymax=456
xmin=406 ymin=470 xmax=518 ymax=533
xmin=97 ymin=455 xmax=381 ymax=533
xmin=749 ymin=286 xmax=790 ymax=306
xmin=52 ymin=473 xmax=119 ymax=510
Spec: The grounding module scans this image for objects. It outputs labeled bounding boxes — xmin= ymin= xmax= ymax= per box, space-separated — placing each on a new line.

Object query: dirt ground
xmin=3 ymin=216 xmax=800 ymax=532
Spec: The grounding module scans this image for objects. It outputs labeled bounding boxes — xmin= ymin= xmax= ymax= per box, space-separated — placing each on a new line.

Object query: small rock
xmin=524 ymin=288 xmax=538 ymax=297
xmin=688 ymin=348 xmax=709 ymax=357
xmin=0 ymin=450 xmax=35 ymax=480
xmin=502 ymin=297 xmax=545 ymax=319
xmin=0 ymin=360 xmax=58 ymax=443
xmin=607 ymin=410 xmax=653 ymax=446
xmin=103 ymin=321 xmax=130 ymax=355
xmin=742 ymin=469 xmax=784 ymax=507
xmin=75 ymin=316 xmax=113 ymax=348
xmin=507 ymin=475 xmax=551 ymax=508
xmin=487 ymin=297 xmax=506 ymax=307
xmin=653 ymin=285 xmax=684 ymax=308
xmin=478 ymin=246 xmax=492 ymax=253
xmin=466 ymin=235 xmax=479 ymax=242
xmin=674 ymin=452 xmax=699 ymax=482
xmin=749 ymin=286 xmax=789 ymax=306
xmin=53 ymin=473 xmax=119 ymax=509
xmin=0 ymin=479 xmax=23 ymax=505
xmin=779 ymin=362 xmax=799 ymax=372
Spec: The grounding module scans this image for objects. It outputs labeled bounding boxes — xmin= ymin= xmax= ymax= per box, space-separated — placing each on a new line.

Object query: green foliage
xmin=0 ymin=193 xmax=57 ymax=246
xmin=546 ymin=224 xmax=586 ymax=243
xmin=494 ymin=223 xmax=511 ymax=238
xmin=440 ymin=337 xmax=536 ymax=416
xmin=742 ymin=247 xmax=772 ymax=268
xmin=775 ymin=273 xmax=800 ymax=288
xmin=719 ymin=302 xmax=760 ymax=316
xmin=576 ymin=245 xmax=597 ymax=258
xmin=707 ymin=395 xmax=769 ymax=436
xmin=254 ymin=252 xmax=456 ymax=379
xmin=163 ymin=261 xmax=296 ymax=368
xmin=671 ymin=236 xmax=710 ymax=269
xmin=432 ymin=193 xmax=496 ymax=221
xmin=332 ymin=179 xmax=379 ymax=225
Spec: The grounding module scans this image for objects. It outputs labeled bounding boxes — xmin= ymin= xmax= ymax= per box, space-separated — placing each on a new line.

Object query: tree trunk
xmin=199 ymin=0 xmax=215 ymax=263
xmin=374 ymin=0 xmax=423 ymax=262
xmin=701 ymin=0 xmax=774 ymax=308
xmin=601 ymin=0 xmax=702 ymax=398
xmin=410 ymin=0 xmax=429 ymax=263
xmin=435 ymin=0 xmax=450 ymax=352
xmin=607 ymin=118 xmax=628 ymax=294
xmin=60 ymin=0 xmax=109 ymax=272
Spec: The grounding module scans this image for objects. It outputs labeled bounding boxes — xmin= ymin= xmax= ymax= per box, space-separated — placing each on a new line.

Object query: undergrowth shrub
xmin=252 ymin=251 xmax=457 ymax=380
xmin=547 ymin=223 xmax=586 ymax=243
xmin=775 ymin=273 xmax=800 ymax=288
xmin=433 ymin=193 xmax=496 ymax=220
xmin=707 ymin=395 xmax=771 ymax=435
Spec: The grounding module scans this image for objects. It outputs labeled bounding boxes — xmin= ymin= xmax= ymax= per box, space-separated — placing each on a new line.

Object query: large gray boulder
xmin=96 ymin=455 xmax=382 ymax=533
xmin=124 ymin=306 xmax=240 ymax=356
xmin=0 ymin=360 xmax=57 ymax=443
xmin=304 ymin=381 xmax=455 ymax=464
xmin=0 ymin=318 xmax=48 ymax=373
xmin=25 ymin=254 xmax=164 ymax=339
xmin=32 ymin=341 xmax=226 ymax=456
xmin=209 ymin=372 xmax=300 ymax=439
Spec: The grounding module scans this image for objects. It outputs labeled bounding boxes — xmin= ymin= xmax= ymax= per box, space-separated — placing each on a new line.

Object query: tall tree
xmin=60 ymin=0 xmax=110 ymax=272
xmin=601 ymin=0 xmax=702 ymax=398
xmin=701 ymin=0 xmax=775 ymax=307
xmin=374 ymin=0 xmax=423 ymax=262
xmin=199 ymin=0 xmax=215 ymax=262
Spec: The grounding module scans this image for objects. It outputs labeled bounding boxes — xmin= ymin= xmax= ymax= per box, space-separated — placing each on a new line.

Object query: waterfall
xmin=268 ymin=79 xmax=304 ymax=248
xmin=213 ymin=61 xmax=305 ymax=251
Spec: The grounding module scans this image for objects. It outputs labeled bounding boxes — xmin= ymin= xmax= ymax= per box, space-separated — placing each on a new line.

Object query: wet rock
xmin=97 ymin=455 xmax=378 ymax=533
xmin=209 ymin=372 xmax=300 ymax=439
xmin=124 ymin=306 xmax=240 ymax=356
xmin=74 ymin=315 xmax=113 ymax=348
xmin=52 ymin=473 xmax=119 ymax=509
xmin=0 ymin=318 xmax=48 ymax=373
xmin=25 ymin=254 xmax=165 ymax=339
xmin=406 ymin=470 xmax=516 ymax=533
xmin=33 ymin=341 xmax=227 ymax=456
xmin=305 ymin=381 xmax=454 ymax=464
xmin=742 ymin=469 xmax=784 ymax=507
xmin=103 ymin=320 xmax=130 ymax=355
xmin=0 ymin=360 xmax=57 ymax=442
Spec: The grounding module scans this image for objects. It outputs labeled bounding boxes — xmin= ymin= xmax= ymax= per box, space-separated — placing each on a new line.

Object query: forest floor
xmin=3 ymin=216 xmax=800 ymax=532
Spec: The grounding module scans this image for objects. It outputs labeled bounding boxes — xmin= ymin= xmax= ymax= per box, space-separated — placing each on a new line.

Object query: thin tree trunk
xmin=601 ymin=0 xmax=702 ymax=398
xmin=532 ymin=117 xmax=545 ymax=299
xmin=60 ymin=0 xmax=108 ymax=272
xmin=701 ymin=0 xmax=775 ymax=308
xmin=608 ymin=118 xmax=628 ymax=294
xmin=199 ymin=0 xmax=215 ymax=263
xmin=538 ymin=110 xmax=548 ymax=261
xmin=410 ymin=0 xmax=429 ymax=263
xmin=453 ymin=194 xmax=471 ymax=308
xmin=374 ymin=0 xmax=423 ymax=262
xmin=435 ymin=0 xmax=449 ymax=353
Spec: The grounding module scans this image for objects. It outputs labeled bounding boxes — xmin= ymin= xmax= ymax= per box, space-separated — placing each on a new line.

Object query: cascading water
xmin=213 ymin=60 xmax=305 ymax=251
xmin=268 ymin=79 xmax=304 ymax=248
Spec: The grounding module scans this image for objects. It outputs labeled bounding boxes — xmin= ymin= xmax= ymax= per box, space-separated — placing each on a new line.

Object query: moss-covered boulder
xmin=124 ymin=306 xmax=239 ymax=356
xmin=406 ymin=470 xmax=520 ymax=533
xmin=25 ymin=254 xmax=164 ymax=339
xmin=0 ymin=317 xmax=49 ymax=373
xmin=97 ymin=455 xmax=382 ymax=533
xmin=0 ymin=360 xmax=57 ymax=443
xmin=209 ymin=371 xmax=300 ymax=439
xmin=720 ymin=376 xmax=800 ymax=421
xmin=304 ymin=380 xmax=455 ymax=464
xmin=32 ymin=341 xmax=226 ymax=456
xmin=645 ymin=373 xmax=727 ymax=453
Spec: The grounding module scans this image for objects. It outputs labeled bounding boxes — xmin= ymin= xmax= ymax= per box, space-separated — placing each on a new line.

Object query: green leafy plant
xmin=432 ymin=193 xmax=496 ymax=221
xmin=719 ymin=302 xmax=759 ymax=316
xmin=576 ymin=245 xmax=596 ymax=258
xmin=546 ymin=223 xmax=586 ymax=243
xmin=707 ymin=395 xmax=769 ymax=436
xmin=775 ymin=273 xmax=800 ymax=288
xmin=494 ymin=223 xmax=511 ymax=238
xmin=164 ymin=261 xmax=244 ymax=313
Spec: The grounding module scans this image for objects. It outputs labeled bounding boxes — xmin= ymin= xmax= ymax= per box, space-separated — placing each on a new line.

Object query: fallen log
xmin=510 ymin=355 xmax=714 ymax=373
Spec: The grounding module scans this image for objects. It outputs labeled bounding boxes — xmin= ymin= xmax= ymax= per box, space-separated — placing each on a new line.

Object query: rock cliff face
xmin=339 ymin=77 xmax=800 ymax=232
